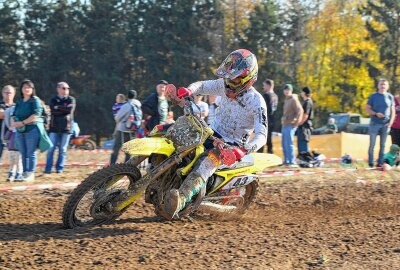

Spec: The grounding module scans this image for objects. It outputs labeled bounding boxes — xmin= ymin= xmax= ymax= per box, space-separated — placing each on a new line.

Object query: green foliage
xmin=0 ymin=0 xmax=23 ymax=86
xmin=0 ymin=0 xmax=398 ymax=137
xmin=360 ymin=0 xmax=400 ymax=91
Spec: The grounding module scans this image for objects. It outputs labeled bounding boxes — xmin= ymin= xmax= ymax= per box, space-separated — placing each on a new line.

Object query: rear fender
xmin=210 ymin=153 xmax=281 ymax=194
xmin=121 ymin=137 xmax=175 ymax=157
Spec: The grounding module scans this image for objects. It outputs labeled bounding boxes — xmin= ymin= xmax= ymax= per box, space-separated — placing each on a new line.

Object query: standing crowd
xmin=108 ymin=80 xmax=218 ymax=164
xmin=0 ymin=80 xmax=75 ymax=182
xmin=1 ymin=76 xmax=399 ymax=182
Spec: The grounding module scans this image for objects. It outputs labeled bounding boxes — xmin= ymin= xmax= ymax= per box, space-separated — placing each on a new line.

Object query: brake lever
xmin=212 ymin=137 xmax=231 ymax=151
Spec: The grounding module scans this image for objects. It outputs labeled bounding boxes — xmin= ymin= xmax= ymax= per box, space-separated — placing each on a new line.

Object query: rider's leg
xmin=165 ymin=149 xmax=222 ymax=218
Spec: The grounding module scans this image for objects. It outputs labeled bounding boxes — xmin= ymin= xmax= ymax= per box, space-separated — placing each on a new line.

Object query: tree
xmin=77 ymin=0 xmax=133 ymax=139
xmin=0 ymin=0 xmax=23 ymax=87
xmin=297 ymin=0 xmax=381 ymax=115
xmin=28 ymin=0 xmax=85 ymax=100
xmin=360 ymin=0 xmax=400 ymax=91
xmin=242 ymin=0 xmax=287 ymax=87
xmin=219 ymin=0 xmax=259 ymax=50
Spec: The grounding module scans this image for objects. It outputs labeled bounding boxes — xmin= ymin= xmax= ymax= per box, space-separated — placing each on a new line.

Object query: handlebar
xmin=167 ymin=84 xmax=237 ymax=150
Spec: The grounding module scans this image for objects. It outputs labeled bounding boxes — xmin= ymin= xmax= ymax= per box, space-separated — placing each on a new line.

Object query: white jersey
xmin=188 ymin=78 xmax=268 ymax=152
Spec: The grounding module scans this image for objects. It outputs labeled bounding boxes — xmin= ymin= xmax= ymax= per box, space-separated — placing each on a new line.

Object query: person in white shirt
xmin=206 ymin=95 xmax=221 ymax=125
xmin=191 ymin=95 xmax=209 ymax=120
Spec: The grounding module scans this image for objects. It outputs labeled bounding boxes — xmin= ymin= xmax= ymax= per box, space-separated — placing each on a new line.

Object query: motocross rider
xmin=164 ymin=49 xmax=268 ymax=218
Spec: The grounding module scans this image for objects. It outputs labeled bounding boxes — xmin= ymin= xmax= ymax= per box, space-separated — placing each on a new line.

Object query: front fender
xmin=121 ymin=137 xmax=175 ymax=157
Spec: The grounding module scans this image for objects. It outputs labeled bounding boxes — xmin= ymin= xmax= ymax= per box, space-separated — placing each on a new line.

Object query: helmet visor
xmin=215 ymin=53 xmax=250 ymax=79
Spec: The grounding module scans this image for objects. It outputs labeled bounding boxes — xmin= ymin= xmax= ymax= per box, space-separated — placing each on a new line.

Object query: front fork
xmin=115 ymin=151 xmax=192 ymax=211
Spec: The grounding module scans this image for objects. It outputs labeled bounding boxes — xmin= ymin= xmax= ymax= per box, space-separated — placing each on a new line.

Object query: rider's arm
xmin=187 ymin=78 xmax=226 ymax=97
xmin=245 ymin=97 xmax=268 ymax=153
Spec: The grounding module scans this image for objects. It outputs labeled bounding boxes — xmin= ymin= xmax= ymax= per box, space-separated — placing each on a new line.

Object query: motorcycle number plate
xmin=222 ymin=175 xmax=256 ymax=190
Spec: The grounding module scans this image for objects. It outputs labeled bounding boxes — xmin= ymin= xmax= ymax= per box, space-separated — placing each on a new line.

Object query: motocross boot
xmin=164 ymin=171 xmax=206 ymax=219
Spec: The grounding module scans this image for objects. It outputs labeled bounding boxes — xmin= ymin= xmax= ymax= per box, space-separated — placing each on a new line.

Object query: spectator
xmin=71 ymin=121 xmax=80 ymax=138
xmin=0 ymin=85 xmax=16 ymax=164
xmin=260 ymin=79 xmax=278 ymax=154
xmin=297 ymin=87 xmax=314 ymax=154
xmin=206 ymin=95 xmax=221 ymax=126
xmin=390 ymin=93 xmax=400 ymax=146
xmin=110 ymin=90 xmax=142 ymax=164
xmin=166 ymin=111 xmax=175 ymax=124
xmin=12 ymin=79 xmax=52 ymax=182
xmin=366 ymin=78 xmax=395 ymax=167
xmin=112 ymin=93 xmax=126 ymax=116
xmin=281 ymin=84 xmax=303 ymax=167
xmin=192 ymin=95 xmax=209 ymax=120
xmin=382 ymin=144 xmax=400 ymax=171
xmin=325 ymin=118 xmax=338 ymax=134
xmin=142 ymin=80 xmax=169 ymax=133
xmin=45 ymin=82 xmax=76 ymax=174
xmin=1 ymin=105 xmax=23 ymax=181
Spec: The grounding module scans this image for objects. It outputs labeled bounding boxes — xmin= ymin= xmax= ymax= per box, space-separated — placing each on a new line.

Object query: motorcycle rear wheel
xmin=62 ymin=163 xmax=141 ymax=228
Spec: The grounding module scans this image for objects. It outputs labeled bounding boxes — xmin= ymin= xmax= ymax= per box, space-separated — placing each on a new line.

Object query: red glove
xmin=165 ymin=85 xmax=192 ymax=107
xmin=177 ymin=87 xmax=192 ymax=99
xmin=220 ymin=147 xmax=247 ymax=166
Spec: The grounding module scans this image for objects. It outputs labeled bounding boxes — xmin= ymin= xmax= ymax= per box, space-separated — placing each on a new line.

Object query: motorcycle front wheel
xmin=62 ymin=163 xmax=141 ymax=228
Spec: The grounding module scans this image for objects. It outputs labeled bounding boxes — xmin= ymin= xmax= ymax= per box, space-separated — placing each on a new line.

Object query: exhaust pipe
xmin=198 ymin=201 xmax=237 ymax=214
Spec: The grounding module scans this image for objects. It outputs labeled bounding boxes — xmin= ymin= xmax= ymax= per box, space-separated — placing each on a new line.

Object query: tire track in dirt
xmin=0 ymin=175 xmax=399 ymax=269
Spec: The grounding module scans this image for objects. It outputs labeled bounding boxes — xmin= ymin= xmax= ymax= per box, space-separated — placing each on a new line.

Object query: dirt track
xmin=1 ymin=169 xmax=400 ymax=269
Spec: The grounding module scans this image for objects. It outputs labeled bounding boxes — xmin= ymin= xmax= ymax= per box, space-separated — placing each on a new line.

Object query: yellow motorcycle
xmin=62 ymin=96 xmax=281 ymax=228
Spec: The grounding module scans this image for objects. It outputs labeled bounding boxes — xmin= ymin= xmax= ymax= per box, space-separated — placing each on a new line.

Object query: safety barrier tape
xmin=68 ymin=149 xmax=113 ymax=153
xmin=0 ymin=162 xmax=107 ymax=168
xmin=0 ymin=182 xmax=80 ymax=193
xmin=257 ymin=167 xmax=379 ymax=180
xmin=0 ymin=167 xmax=381 ymax=193
xmin=1 ymin=160 xmax=149 ymax=168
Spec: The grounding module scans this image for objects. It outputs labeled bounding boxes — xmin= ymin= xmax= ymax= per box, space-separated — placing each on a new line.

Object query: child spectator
xmin=325 ymin=118 xmax=338 ymax=134
xmin=382 ymin=144 xmax=400 ymax=171
xmin=112 ymin=94 xmax=126 ymax=116
xmin=1 ymin=106 xmax=23 ymax=181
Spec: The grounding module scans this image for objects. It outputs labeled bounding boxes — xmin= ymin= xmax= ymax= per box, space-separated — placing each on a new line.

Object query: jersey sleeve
xmin=245 ymin=96 xmax=268 ymax=152
xmin=188 ymin=78 xmax=226 ymax=97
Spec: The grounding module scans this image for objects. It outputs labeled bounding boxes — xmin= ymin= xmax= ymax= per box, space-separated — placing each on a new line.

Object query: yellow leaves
xmin=297 ymin=0 xmax=382 ymax=113
xmin=220 ymin=0 xmax=260 ymax=44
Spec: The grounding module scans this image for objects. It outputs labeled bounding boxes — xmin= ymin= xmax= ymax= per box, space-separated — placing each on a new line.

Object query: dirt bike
xmin=62 ymin=87 xmax=282 ymax=228
xmin=68 ymin=135 xmax=97 ymax=150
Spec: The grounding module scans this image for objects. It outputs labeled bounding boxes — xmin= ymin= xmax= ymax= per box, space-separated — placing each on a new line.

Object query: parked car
xmin=313 ymin=113 xmax=370 ymax=135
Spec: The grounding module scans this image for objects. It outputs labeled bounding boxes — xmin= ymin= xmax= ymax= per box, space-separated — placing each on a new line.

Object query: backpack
xmin=297 ymin=151 xmax=325 ymax=168
xmin=125 ymin=103 xmax=142 ymax=132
